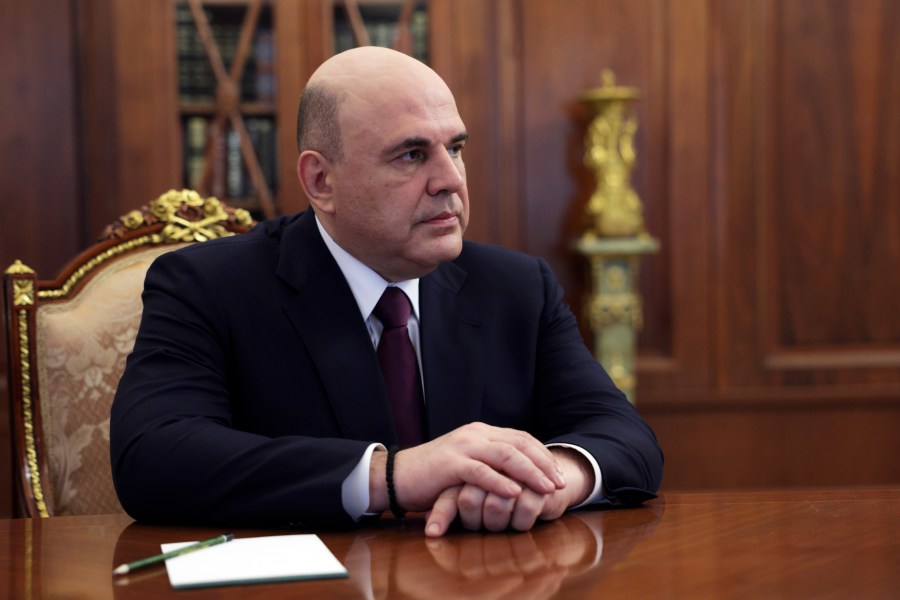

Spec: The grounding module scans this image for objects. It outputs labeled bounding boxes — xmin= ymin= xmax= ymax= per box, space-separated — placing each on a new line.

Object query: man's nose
xmin=426 ymin=149 xmax=464 ymax=197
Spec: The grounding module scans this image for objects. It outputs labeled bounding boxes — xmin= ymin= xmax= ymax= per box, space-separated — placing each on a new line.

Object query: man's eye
xmin=448 ymin=144 xmax=464 ymax=158
xmin=398 ymin=150 xmax=424 ymax=162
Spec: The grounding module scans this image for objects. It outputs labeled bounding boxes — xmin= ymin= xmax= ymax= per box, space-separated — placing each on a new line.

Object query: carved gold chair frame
xmin=3 ymin=189 xmax=254 ymax=517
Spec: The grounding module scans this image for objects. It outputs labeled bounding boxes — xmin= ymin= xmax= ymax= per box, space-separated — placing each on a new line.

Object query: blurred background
xmin=1 ymin=0 xmax=897 ymax=518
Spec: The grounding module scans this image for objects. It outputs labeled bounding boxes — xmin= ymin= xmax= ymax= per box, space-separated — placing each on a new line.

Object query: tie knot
xmin=374 ymin=287 xmax=411 ymax=329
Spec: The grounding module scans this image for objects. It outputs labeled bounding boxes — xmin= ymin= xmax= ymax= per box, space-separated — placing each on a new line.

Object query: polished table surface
xmin=1 ymin=488 xmax=898 ymax=599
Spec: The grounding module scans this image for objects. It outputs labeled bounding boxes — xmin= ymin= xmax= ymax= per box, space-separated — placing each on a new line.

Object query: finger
xmin=537 ymin=489 xmax=569 ymax=522
xmin=510 ymin=488 xmax=546 ymax=531
xmin=482 ymin=492 xmax=516 ymax=532
xmin=468 ymin=440 xmax=558 ymax=495
xmin=472 ymin=424 xmax=565 ymax=490
xmin=426 ymin=486 xmax=462 ymax=537
xmin=390 ymin=441 xmax=523 ymax=512
xmin=499 ymin=430 xmax=566 ymax=489
xmin=457 ymin=484 xmax=487 ymax=531
xmin=456 ymin=459 xmax=524 ymax=499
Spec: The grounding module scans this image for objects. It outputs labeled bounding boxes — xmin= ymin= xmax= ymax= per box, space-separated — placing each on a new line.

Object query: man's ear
xmin=297 ymin=151 xmax=335 ymax=214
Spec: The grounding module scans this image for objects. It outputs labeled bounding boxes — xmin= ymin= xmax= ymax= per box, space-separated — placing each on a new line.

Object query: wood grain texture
xmin=644 ymin=402 xmax=900 ymax=489
xmin=0 ymin=0 xmax=83 ymax=521
xmin=1 ymin=489 xmax=897 ymax=598
xmin=713 ymin=0 xmax=900 ymax=388
xmin=771 ymin=0 xmax=900 ymax=350
xmin=79 ymin=0 xmax=181 ymax=237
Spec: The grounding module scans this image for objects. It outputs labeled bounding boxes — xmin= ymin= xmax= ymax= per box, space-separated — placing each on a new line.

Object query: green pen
xmin=113 ymin=533 xmax=234 ymax=575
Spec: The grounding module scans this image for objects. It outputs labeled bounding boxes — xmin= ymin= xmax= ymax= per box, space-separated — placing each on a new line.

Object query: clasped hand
xmin=370 ymin=422 xmax=592 ymax=537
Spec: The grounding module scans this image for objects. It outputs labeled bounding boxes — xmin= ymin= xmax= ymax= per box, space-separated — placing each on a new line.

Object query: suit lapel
xmin=420 ymin=261 xmax=487 ymax=438
xmin=275 ymin=211 xmax=397 ymax=444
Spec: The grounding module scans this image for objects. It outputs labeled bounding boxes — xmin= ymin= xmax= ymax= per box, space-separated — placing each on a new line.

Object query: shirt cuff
xmin=341 ymin=443 xmax=385 ymax=521
xmin=547 ymin=442 xmax=604 ymax=508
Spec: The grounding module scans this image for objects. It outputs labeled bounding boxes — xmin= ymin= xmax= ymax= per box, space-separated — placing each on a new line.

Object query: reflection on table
xmin=1 ymin=488 xmax=897 ymax=598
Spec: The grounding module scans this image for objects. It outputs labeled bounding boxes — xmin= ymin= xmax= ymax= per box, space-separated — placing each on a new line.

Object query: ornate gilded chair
xmin=3 ymin=190 xmax=255 ymax=517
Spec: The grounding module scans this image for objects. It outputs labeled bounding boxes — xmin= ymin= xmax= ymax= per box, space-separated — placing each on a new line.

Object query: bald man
xmin=111 ymin=47 xmax=662 ymax=536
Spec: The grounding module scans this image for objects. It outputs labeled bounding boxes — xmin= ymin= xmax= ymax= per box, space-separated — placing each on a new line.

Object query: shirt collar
xmin=315 ymin=215 xmax=420 ymax=321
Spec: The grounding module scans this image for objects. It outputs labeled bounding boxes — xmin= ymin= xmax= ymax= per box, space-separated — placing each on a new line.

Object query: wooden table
xmin=1 ymin=488 xmax=897 ymax=598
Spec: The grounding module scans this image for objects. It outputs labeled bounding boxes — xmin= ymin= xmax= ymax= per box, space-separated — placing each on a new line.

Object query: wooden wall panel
xmin=517 ymin=0 xmax=709 ymax=390
xmin=2 ymin=0 xmax=898 ymax=512
xmin=772 ymin=1 xmax=900 ymax=350
xmin=647 ymin=0 xmax=899 ymax=488
xmin=651 ymin=0 xmax=712 ymax=390
xmin=765 ymin=0 xmax=900 ymax=378
xmin=79 ymin=0 xmax=181 ymax=237
xmin=709 ymin=0 xmax=766 ymax=389
xmin=646 ymin=403 xmax=900 ymax=490
xmin=0 ymin=0 xmax=83 ymax=518
xmin=0 ymin=2 xmax=83 ymax=274
xmin=271 ymin=0 xmax=315 ymax=215
xmin=712 ymin=0 xmax=900 ymax=389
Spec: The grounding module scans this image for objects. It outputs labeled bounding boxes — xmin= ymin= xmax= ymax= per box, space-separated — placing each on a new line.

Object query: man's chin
xmin=431 ymin=234 xmax=464 ymax=262
xmin=403 ymin=239 xmax=463 ymax=278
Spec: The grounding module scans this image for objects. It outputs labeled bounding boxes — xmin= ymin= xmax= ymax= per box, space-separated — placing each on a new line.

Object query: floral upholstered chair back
xmin=3 ymin=190 xmax=255 ymax=517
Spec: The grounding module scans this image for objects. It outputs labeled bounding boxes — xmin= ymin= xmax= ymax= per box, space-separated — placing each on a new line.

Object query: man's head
xmin=295 ymin=46 xmax=470 ymax=282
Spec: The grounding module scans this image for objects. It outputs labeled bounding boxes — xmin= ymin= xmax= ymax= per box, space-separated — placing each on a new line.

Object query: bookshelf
xmin=333 ymin=0 xmax=429 ymax=63
xmin=173 ymin=0 xmax=430 ymax=220
xmin=176 ymin=0 xmax=278 ymax=220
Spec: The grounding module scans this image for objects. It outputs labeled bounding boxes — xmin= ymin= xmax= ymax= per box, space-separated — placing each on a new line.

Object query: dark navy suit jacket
xmin=110 ymin=209 xmax=663 ymax=527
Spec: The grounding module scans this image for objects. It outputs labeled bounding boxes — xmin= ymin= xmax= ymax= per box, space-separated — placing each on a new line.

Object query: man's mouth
xmin=422 ymin=211 xmax=458 ymax=226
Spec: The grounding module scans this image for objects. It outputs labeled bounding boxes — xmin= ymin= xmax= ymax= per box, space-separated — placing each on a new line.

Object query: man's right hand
xmin=368 ymin=422 xmax=566 ymax=519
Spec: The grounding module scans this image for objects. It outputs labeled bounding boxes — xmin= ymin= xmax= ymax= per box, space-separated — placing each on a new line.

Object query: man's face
xmin=326 ymin=81 xmax=470 ymax=282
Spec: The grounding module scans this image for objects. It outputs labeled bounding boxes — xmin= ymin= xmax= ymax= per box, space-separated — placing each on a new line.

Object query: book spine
xmin=176 ymin=5 xmax=194 ymax=102
xmin=247 ymin=117 xmax=277 ymax=195
xmin=244 ymin=118 xmax=259 ymax=197
xmin=254 ymin=28 xmax=275 ymax=103
xmin=370 ymin=22 xmax=395 ymax=48
xmin=226 ymin=127 xmax=243 ymax=198
xmin=209 ymin=127 xmax=227 ymax=199
xmin=410 ymin=6 xmax=429 ymax=63
xmin=257 ymin=118 xmax=277 ymax=193
xmin=184 ymin=116 xmax=208 ymax=190
xmin=185 ymin=8 xmax=216 ymax=103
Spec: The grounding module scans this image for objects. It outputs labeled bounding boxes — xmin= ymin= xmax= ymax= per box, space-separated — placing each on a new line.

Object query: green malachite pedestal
xmin=574 ymin=235 xmax=659 ymax=404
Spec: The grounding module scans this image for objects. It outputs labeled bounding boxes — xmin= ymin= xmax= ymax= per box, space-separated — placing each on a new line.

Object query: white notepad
xmin=162 ymin=534 xmax=348 ymax=589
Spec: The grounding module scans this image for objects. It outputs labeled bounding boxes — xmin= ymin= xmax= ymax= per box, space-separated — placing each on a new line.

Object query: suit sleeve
xmin=110 ymin=250 xmax=369 ymax=527
xmin=531 ymin=258 xmax=664 ymax=505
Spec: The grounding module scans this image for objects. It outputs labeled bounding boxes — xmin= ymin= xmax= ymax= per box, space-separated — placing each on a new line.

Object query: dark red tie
xmin=374 ymin=287 xmax=425 ymax=448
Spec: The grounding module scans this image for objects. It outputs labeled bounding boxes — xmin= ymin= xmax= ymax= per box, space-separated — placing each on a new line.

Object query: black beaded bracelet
xmin=386 ymin=445 xmax=406 ymax=520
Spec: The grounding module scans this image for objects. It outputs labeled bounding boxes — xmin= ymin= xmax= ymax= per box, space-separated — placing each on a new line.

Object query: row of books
xmin=334 ymin=3 xmax=428 ymax=63
xmin=183 ymin=116 xmax=278 ymax=201
xmin=176 ymin=5 xmax=276 ymax=104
